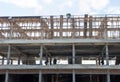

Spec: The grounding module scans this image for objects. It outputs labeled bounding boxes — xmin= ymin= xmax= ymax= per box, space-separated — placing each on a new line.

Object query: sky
xmin=0 ymin=0 xmax=120 ymax=16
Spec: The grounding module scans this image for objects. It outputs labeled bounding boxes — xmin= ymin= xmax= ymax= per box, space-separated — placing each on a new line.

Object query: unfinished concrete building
xmin=0 ymin=14 xmax=120 ymax=82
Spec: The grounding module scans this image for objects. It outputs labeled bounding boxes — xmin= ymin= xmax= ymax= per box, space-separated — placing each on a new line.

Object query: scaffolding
xmin=0 ymin=14 xmax=120 ymax=82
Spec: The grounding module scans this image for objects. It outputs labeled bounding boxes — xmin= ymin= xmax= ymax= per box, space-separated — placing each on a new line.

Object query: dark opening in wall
xmin=0 ymin=74 xmax=5 ymax=82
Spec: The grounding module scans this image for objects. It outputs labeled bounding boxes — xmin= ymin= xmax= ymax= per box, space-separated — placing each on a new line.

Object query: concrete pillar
xmin=107 ymin=70 xmax=110 ymax=82
xmin=72 ymin=44 xmax=75 ymax=64
xmin=7 ymin=45 xmax=11 ymax=65
xmin=90 ymin=74 xmax=92 ymax=82
xmin=105 ymin=44 xmax=109 ymax=65
xmin=39 ymin=45 xmax=43 ymax=65
xmin=72 ymin=70 xmax=75 ymax=82
xmin=105 ymin=44 xmax=110 ymax=82
xmin=39 ymin=70 xmax=42 ymax=82
xmin=5 ymin=70 xmax=9 ymax=82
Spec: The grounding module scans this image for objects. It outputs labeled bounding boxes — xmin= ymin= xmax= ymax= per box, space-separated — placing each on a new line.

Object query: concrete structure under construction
xmin=0 ymin=14 xmax=120 ymax=82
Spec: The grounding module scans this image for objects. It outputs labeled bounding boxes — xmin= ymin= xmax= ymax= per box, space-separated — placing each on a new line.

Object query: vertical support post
xmin=39 ymin=70 xmax=42 ymax=82
xmin=89 ymin=16 xmax=93 ymax=38
xmin=72 ymin=44 xmax=75 ymax=64
xmin=5 ymin=70 xmax=9 ymax=82
xmin=60 ymin=15 xmax=63 ymax=38
xmin=72 ymin=18 xmax=75 ymax=38
xmin=72 ymin=70 xmax=75 ymax=82
xmin=7 ymin=45 xmax=11 ymax=65
xmin=107 ymin=70 xmax=110 ymax=82
xmin=2 ymin=56 xmax=4 ymax=65
xmin=105 ymin=44 xmax=110 ymax=82
xmin=90 ymin=74 xmax=92 ymax=82
xmin=50 ymin=16 xmax=54 ymax=39
xmin=39 ymin=45 xmax=43 ymax=65
xmin=105 ymin=44 xmax=109 ymax=65
xmin=104 ymin=16 xmax=108 ymax=39
xmin=8 ymin=17 xmax=13 ymax=39
xmin=84 ymin=14 xmax=88 ymax=38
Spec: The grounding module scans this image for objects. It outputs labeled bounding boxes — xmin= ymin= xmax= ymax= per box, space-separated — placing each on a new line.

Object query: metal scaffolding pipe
xmin=72 ymin=44 xmax=75 ymax=64
xmin=39 ymin=45 xmax=43 ymax=65
xmin=5 ymin=70 xmax=9 ymax=82
xmin=7 ymin=45 xmax=11 ymax=65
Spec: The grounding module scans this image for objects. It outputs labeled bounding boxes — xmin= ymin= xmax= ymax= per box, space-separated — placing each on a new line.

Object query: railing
xmin=0 ymin=14 xmax=120 ymax=40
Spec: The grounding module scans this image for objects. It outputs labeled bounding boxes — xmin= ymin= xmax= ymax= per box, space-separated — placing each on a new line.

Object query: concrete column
xmin=72 ymin=70 xmax=75 ymax=82
xmin=72 ymin=44 xmax=75 ymax=64
xmin=7 ymin=45 xmax=11 ymax=65
xmin=39 ymin=70 xmax=42 ymax=82
xmin=107 ymin=70 xmax=110 ymax=82
xmin=39 ymin=45 xmax=43 ymax=65
xmin=105 ymin=44 xmax=110 ymax=82
xmin=5 ymin=70 xmax=9 ymax=82
xmin=105 ymin=44 xmax=109 ymax=65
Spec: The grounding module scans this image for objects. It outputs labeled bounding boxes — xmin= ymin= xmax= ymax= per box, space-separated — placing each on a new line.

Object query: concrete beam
xmin=0 ymin=39 xmax=119 ymax=45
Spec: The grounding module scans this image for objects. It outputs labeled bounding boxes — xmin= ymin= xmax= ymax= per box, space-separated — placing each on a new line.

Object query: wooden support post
xmin=84 ymin=14 xmax=88 ymax=38
xmin=89 ymin=16 xmax=93 ymax=38
xmin=50 ymin=16 xmax=54 ymax=39
xmin=39 ymin=45 xmax=43 ymax=65
xmin=7 ymin=45 xmax=11 ymax=65
xmin=60 ymin=15 xmax=63 ymax=38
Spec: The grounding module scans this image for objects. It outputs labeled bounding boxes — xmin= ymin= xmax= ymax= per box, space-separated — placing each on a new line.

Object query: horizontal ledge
xmin=0 ymin=64 xmax=120 ymax=70
xmin=0 ymin=39 xmax=120 ymax=45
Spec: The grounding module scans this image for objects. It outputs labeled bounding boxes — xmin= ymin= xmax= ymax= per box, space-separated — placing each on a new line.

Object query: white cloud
xmin=60 ymin=0 xmax=73 ymax=8
xmin=0 ymin=0 xmax=42 ymax=13
xmin=43 ymin=0 xmax=53 ymax=4
xmin=79 ymin=0 xmax=109 ymax=13
xmin=106 ymin=7 xmax=120 ymax=14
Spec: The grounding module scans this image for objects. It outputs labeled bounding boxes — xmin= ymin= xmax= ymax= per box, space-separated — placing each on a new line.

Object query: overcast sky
xmin=0 ymin=0 xmax=120 ymax=16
